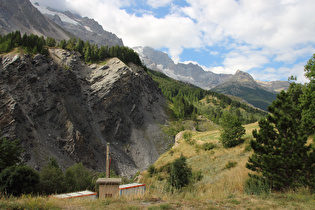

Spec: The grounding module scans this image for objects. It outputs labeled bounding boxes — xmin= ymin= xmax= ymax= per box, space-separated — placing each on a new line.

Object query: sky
xmin=30 ymin=0 xmax=315 ymax=83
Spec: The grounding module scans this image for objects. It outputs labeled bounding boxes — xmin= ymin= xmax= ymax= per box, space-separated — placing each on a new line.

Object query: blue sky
xmin=31 ymin=0 xmax=315 ymax=83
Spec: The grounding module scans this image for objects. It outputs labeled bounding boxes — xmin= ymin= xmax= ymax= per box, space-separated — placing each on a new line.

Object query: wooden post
xmin=106 ymin=143 xmax=110 ymax=178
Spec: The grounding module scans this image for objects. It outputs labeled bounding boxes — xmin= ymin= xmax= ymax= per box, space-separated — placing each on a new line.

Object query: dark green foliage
xmin=220 ymin=112 xmax=245 ymax=148
xmin=0 ymin=165 xmax=39 ymax=196
xmin=64 ymin=163 xmax=94 ymax=192
xmin=168 ymin=155 xmax=192 ymax=190
xmin=246 ymin=79 xmax=314 ymax=191
xmin=201 ymin=142 xmax=215 ymax=151
xmin=301 ymin=54 xmax=315 ymax=136
xmin=0 ymin=135 xmax=22 ymax=173
xmin=0 ymin=31 xmax=50 ymax=56
xmin=224 ymin=161 xmax=238 ymax=170
xmin=39 ymin=158 xmax=65 ymax=194
xmin=147 ymin=165 xmax=157 ymax=177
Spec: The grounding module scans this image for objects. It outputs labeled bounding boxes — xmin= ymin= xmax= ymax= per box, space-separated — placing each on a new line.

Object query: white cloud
xmin=30 ymin=0 xmax=315 ymax=82
xmin=147 ymin=0 xmax=173 ymax=8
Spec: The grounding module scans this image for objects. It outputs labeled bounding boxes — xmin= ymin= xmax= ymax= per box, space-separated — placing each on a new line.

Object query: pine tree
xmin=246 ymin=82 xmax=313 ymax=190
xmin=220 ymin=112 xmax=245 ymax=148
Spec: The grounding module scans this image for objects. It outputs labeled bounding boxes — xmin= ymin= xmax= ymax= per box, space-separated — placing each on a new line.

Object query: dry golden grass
xmin=1 ymin=122 xmax=314 ymax=209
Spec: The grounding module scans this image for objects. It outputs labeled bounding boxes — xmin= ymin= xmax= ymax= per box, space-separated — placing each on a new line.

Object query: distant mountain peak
xmin=230 ymin=70 xmax=255 ymax=84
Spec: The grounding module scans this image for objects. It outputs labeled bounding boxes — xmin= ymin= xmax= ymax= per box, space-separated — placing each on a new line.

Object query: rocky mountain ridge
xmin=0 ymin=0 xmax=71 ymax=40
xmin=0 ymin=49 xmax=172 ymax=177
xmin=134 ymin=46 xmax=289 ymax=93
xmin=133 ymin=46 xmax=233 ymax=90
xmin=212 ymin=70 xmax=278 ymax=110
xmin=32 ymin=3 xmax=124 ymax=47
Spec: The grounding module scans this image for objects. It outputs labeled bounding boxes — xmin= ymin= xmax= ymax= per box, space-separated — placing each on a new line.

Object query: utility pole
xmin=106 ymin=143 xmax=110 ymax=178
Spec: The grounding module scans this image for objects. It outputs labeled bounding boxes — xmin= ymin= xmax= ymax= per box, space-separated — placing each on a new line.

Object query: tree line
xmin=0 ymin=134 xmax=122 ymax=196
xmin=0 ymin=31 xmax=144 ymax=68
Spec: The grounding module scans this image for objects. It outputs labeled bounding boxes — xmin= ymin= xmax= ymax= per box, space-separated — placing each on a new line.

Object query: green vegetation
xmin=246 ymin=55 xmax=315 ymax=192
xmin=0 ymin=31 xmax=144 ymax=68
xmin=0 ymin=31 xmax=48 ymax=55
xmin=148 ymin=69 xmax=267 ymax=127
xmin=220 ymin=112 xmax=245 ymax=148
xmin=168 ymin=155 xmax=192 ymax=190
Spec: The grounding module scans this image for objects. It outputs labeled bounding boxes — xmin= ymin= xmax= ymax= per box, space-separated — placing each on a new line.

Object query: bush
xmin=64 ymin=163 xmax=94 ymax=192
xmin=0 ymin=165 xmax=39 ymax=196
xmin=224 ymin=161 xmax=238 ymax=170
xmin=201 ymin=142 xmax=215 ymax=151
xmin=168 ymin=155 xmax=192 ymax=190
xmin=39 ymin=158 xmax=65 ymax=195
xmin=183 ymin=132 xmax=195 ymax=145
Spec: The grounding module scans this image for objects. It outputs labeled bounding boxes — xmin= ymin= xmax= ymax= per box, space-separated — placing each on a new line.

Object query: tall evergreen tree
xmin=246 ymin=78 xmax=314 ymax=190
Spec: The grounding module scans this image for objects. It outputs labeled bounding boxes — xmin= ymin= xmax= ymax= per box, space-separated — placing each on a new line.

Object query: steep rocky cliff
xmin=0 ymin=49 xmax=172 ymax=177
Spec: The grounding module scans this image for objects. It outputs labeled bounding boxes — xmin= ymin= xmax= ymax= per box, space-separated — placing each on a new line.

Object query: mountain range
xmin=133 ymin=46 xmax=289 ymax=110
xmin=0 ymin=0 xmax=290 ymax=175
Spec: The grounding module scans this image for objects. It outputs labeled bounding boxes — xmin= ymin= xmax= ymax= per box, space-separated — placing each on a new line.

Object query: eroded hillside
xmin=0 ymin=49 xmax=173 ymax=177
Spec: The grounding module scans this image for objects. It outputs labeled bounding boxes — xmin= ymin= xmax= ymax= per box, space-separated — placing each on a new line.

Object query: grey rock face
xmin=0 ymin=0 xmax=71 ymax=40
xmin=0 ymin=49 xmax=172 ymax=177
xmin=33 ymin=5 xmax=124 ymax=47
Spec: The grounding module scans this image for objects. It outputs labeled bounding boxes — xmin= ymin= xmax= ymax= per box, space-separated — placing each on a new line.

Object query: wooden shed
xmin=96 ymin=178 xmax=122 ymax=199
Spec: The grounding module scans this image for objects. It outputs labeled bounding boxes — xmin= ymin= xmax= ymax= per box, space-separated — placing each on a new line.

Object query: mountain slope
xmin=211 ymin=70 xmax=277 ymax=110
xmin=0 ymin=49 xmax=172 ymax=177
xmin=32 ymin=3 xmax=124 ymax=47
xmin=0 ymin=0 xmax=71 ymax=39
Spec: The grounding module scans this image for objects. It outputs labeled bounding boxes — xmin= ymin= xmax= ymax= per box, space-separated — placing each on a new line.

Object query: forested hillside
xmin=148 ymin=70 xmax=267 ymax=126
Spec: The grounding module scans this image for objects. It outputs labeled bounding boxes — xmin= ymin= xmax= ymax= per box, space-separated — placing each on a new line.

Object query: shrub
xmin=224 ymin=161 xmax=238 ymax=170
xmin=147 ymin=165 xmax=156 ymax=177
xmin=201 ymin=142 xmax=215 ymax=151
xmin=0 ymin=165 xmax=39 ymax=196
xmin=183 ymin=132 xmax=195 ymax=145
xmin=168 ymin=155 xmax=192 ymax=190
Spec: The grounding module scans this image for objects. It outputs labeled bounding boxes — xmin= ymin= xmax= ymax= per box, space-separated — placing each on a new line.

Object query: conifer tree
xmin=220 ymin=112 xmax=245 ymax=148
xmin=246 ymin=80 xmax=314 ymax=191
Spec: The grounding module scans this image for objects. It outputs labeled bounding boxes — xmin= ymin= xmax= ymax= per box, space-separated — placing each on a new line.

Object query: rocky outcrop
xmin=0 ymin=49 xmax=172 ymax=177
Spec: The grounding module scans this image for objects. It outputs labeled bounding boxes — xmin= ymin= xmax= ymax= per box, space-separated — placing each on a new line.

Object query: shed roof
xmin=96 ymin=178 xmax=122 ymax=184
xmin=51 ymin=190 xmax=97 ymax=199
xmin=119 ymin=183 xmax=145 ymax=190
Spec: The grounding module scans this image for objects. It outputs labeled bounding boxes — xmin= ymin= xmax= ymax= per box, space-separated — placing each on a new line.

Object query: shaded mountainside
xmin=0 ymin=0 xmax=71 ymax=40
xmin=211 ymin=70 xmax=277 ymax=110
xmin=32 ymin=3 xmax=124 ymax=47
xmin=0 ymin=49 xmax=172 ymax=177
